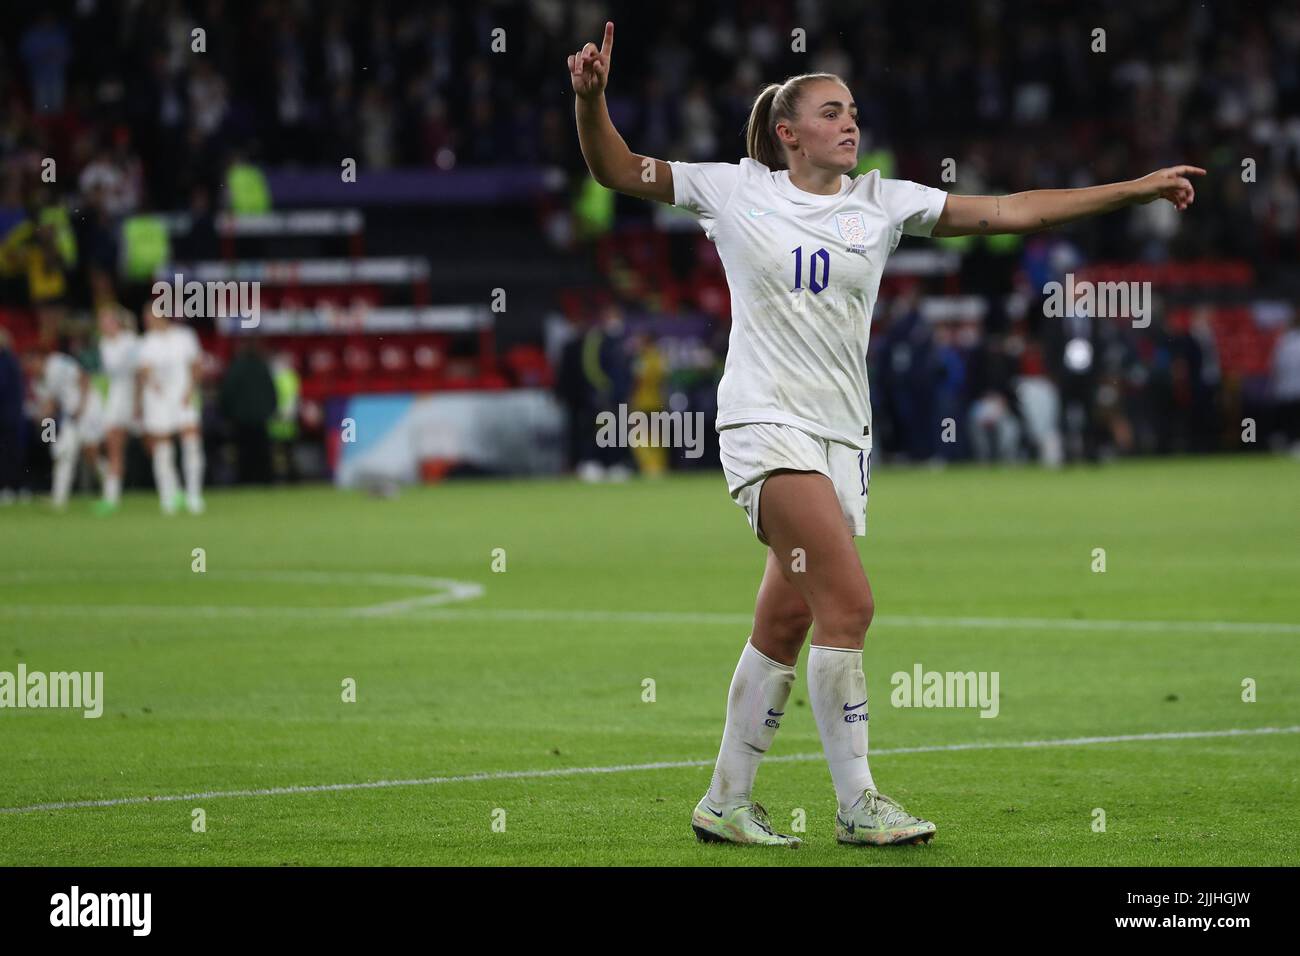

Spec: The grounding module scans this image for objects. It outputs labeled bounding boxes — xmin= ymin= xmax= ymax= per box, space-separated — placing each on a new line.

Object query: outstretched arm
xmin=570 ymin=22 xmax=674 ymax=204
xmin=931 ymin=165 xmax=1207 ymax=237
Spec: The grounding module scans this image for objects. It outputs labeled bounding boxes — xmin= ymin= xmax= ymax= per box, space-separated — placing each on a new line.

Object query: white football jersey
xmin=139 ymin=324 xmax=200 ymax=405
xmin=40 ymin=352 xmax=85 ymax=415
xmin=671 ymin=158 xmax=948 ymax=449
xmin=99 ymin=331 xmax=140 ymax=402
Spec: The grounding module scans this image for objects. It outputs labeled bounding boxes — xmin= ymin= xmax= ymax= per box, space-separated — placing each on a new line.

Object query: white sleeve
xmin=879 ymin=179 xmax=949 ymax=238
xmin=670 ymin=162 xmax=742 ymax=220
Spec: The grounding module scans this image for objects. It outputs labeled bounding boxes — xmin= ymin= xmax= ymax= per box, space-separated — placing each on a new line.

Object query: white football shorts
xmin=102 ymin=383 xmax=136 ymax=431
xmin=718 ymin=422 xmax=871 ymax=545
xmin=142 ymin=392 xmax=199 ymax=436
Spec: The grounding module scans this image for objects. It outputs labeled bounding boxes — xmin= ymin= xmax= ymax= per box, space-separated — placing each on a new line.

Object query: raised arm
xmin=570 ymin=22 xmax=674 ymax=204
xmin=931 ymin=165 xmax=1207 ymax=237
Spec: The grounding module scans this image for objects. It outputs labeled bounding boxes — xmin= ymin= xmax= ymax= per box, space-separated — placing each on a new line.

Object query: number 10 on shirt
xmin=791 ymin=246 xmax=830 ymax=294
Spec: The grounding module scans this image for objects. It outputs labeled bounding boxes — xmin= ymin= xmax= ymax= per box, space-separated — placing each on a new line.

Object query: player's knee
xmin=756 ymin=599 xmax=812 ymax=647
xmin=824 ymin=592 xmax=874 ymax=638
xmin=769 ymin=603 xmax=813 ymax=644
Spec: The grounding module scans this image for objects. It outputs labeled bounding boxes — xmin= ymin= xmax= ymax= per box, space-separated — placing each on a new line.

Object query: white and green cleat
xmin=691 ymin=797 xmax=801 ymax=847
xmin=836 ymin=789 xmax=936 ymax=846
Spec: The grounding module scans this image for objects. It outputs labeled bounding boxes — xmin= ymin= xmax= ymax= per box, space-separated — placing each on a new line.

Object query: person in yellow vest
xmin=268 ymin=351 xmax=300 ymax=482
xmin=628 ymin=332 xmax=668 ymax=476
xmin=0 ymin=188 xmax=77 ymax=346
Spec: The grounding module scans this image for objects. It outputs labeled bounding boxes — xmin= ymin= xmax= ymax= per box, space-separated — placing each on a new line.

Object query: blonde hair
xmin=745 ymin=73 xmax=848 ymax=170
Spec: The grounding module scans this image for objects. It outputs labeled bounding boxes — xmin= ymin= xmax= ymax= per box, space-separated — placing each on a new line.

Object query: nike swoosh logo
xmin=748 ymin=208 xmax=774 ymax=217
xmin=767 ymin=709 xmax=785 ymax=717
xmin=843 ymin=700 xmax=867 ymax=711
xmin=705 ymin=805 xmax=723 ymax=817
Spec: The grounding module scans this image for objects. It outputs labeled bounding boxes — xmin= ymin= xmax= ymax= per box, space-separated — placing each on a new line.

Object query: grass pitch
xmin=1 ymin=456 xmax=1297 ymax=865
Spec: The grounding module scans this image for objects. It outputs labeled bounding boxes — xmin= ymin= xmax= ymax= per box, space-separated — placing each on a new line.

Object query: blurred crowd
xmin=553 ymin=293 xmax=1300 ymax=472
xmin=2 ymin=0 xmax=1299 ymax=491
xmin=865 ymin=287 xmax=1288 ymax=465
xmin=3 ymin=1 xmax=1299 ymax=260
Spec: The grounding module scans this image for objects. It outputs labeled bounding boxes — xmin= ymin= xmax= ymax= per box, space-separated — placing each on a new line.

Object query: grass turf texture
xmin=1 ymin=456 xmax=1297 ymax=866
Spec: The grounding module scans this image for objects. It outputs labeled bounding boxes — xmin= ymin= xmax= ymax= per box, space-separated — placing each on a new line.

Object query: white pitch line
xmin=1 ymin=568 xmax=1296 ymax=632
xmin=1 ymin=602 xmax=1298 ymax=634
xmin=0 ymin=572 xmax=488 ymax=616
xmin=404 ymin=608 xmax=1300 ymax=635
xmin=2 ymin=725 xmax=1295 ymax=816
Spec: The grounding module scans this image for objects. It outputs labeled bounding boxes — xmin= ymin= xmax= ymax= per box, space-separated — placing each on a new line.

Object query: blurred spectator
xmin=0 ymin=327 xmax=25 ymax=501
xmin=1272 ymin=315 xmax=1300 ymax=453
xmin=218 ymin=344 xmax=277 ymax=484
xmin=1045 ymin=301 xmax=1103 ymax=462
xmin=77 ymin=129 xmax=143 ymax=220
xmin=555 ymin=307 xmax=633 ymax=481
xmin=19 ymin=12 xmax=69 ymax=115
xmin=0 ymin=186 xmax=76 ymax=345
xmin=932 ymin=323 xmax=967 ymax=461
xmin=1012 ymin=335 xmax=1064 ymax=467
xmin=269 ymin=351 xmax=302 ymax=483
xmin=629 ymin=332 xmax=668 ymax=477
xmin=877 ymin=288 xmax=938 ymax=462
xmin=968 ymin=333 xmax=1023 ymax=462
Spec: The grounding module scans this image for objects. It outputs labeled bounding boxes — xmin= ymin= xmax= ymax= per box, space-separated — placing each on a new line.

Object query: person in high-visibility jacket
xmin=268 ymin=351 xmax=300 ymax=481
xmin=0 ymin=190 xmax=77 ymax=346
xmin=629 ymin=333 xmax=668 ymax=477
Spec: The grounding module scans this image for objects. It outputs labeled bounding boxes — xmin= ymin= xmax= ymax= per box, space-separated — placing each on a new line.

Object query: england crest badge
xmin=836 ymin=212 xmax=868 ymax=253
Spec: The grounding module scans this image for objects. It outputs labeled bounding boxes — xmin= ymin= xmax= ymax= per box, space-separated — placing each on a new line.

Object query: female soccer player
xmin=569 ymin=21 xmax=1203 ymax=847
xmin=94 ymin=303 xmax=140 ymax=514
xmin=138 ymin=302 xmax=205 ymax=515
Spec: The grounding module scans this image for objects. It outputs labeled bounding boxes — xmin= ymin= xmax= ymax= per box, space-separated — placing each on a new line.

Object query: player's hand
xmin=569 ymin=21 xmax=613 ymax=100
xmin=1134 ymin=165 xmax=1206 ymax=210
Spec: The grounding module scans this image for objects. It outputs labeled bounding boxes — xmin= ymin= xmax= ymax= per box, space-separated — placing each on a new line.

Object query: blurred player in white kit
xmin=24 ymin=345 xmax=106 ymax=510
xmin=95 ymin=303 xmax=140 ymax=514
xmin=137 ymin=301 xmax=205 ymax=515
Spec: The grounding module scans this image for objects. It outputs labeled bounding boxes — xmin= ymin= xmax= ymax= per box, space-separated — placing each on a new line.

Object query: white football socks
xmin=50 ymin=435 xmax=77 ymax=508
xmin=152 ymin=440 xmax=179 ymax=513
xmin=181 ymin=433 xmax=204 ymax=509
xmin=808 ymin=644 xmax=877 ymax=810
xmin=704 ymin=639 xmax=796 ymax=809
xmin=103 ymin=472 xmax=122 ymax=506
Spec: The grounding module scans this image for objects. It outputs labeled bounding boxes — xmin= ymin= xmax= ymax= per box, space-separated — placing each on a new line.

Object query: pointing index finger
xmin=1175 ymin=165 xmax=1208 ymax=177
xmin=601 ymin=21 xmax=614 ymax=58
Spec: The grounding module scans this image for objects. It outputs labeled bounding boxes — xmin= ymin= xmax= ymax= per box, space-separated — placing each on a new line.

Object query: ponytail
xmin=744 ymin=73 xmax=848 ymax=171
xmin=745 ymin=84 xmax=784 ymax=169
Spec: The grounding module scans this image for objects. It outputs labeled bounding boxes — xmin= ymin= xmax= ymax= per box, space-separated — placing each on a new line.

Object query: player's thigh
xmin=752 ymin=548 xmax=813 ymax=657
xmin=177 ymin=404 xmax=200 ymax=438
xmin=142 ymin=398 xmax=173 ymax=439
xmin=758 ymin=470 xmax=874 ymax=640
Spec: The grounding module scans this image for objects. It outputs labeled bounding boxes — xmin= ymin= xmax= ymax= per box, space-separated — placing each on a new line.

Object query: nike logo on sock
xmin=843 ymin=700 xmax=867 ymax=711
xmin=767 ymin=708 xmax=785 ymax=717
